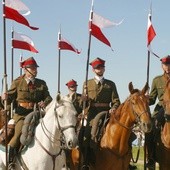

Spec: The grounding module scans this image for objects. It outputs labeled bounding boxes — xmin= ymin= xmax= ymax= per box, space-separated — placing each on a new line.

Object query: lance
xmin=10 ymin=28 xmax=14 ymax=119
xmin=78 ymin=1 xmax=94 ymax=169
xmin=20 ymin=54 xmax=23 ymax=76
xmin=144 ymin=2 xmax=156 ymax=169
xmin=11 ymin=28 xmax=14 ymax=83
xmin=2 ymin=0 xmax=9 ymax=169
xmin=57 ymin=29 xmax=61 ymax=94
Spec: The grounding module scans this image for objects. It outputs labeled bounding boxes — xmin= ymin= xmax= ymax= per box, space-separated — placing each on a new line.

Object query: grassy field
xmin=130 ymin=146 xmax=159 ymax=170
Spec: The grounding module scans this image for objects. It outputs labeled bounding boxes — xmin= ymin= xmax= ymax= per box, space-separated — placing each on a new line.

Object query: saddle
xmin=0 ymin=111 xmax=41 ymax=147
xmin=90 ymin=111 xmax=109 ymax=148
xmin=20 ymin=110 xmax=40 ymax=146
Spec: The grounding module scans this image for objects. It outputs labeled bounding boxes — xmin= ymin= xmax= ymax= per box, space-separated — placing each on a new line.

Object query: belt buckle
xmin=109 ymin=102 xmax=113 ymax=108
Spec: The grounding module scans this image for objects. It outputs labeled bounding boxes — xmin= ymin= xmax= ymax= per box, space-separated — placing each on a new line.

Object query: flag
xmin=4 ymin=0 xmax=38 ymax=30
xmin=58 ymin=32 xmax=81 ymax=54
xmin=147 ymin=12 xmax=156 ymax=46
xmin=5 ymin=0 xmax=30 ymax=15
xmin=12 ymin=31 xmax=38 ymax=53
xmin=89 ymin=12 xmax=123 ymax=48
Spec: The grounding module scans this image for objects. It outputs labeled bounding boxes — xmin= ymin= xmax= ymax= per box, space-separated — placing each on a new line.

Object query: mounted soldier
xmin=1 ymin=57 xmax=52 ymax=169
xmin=80 ymin=57 xmax=121 ymax=169
xmin=66 ymin=79 xmax=82 ymax=115
xmin=146 ymin=55 xmax=170 ymax=169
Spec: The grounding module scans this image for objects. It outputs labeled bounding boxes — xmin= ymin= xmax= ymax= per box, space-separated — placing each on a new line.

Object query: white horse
xmin=0 ymin=94 xmax=78 ymax=170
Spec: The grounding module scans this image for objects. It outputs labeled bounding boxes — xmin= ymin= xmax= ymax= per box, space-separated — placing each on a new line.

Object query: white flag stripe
xmin=93 ymin=12 xmax=123 ymax=29
xmin=5 ymin=0 xmax=30 ymax=16
xmin=14 ymin=31 xmax=34 ymax=47
xmin=147 ymin=13 xmax=151 ymax=29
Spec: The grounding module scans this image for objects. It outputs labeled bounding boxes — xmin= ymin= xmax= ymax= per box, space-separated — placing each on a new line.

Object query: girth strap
xmin=35 ymin=136 xmax=62 ymax=170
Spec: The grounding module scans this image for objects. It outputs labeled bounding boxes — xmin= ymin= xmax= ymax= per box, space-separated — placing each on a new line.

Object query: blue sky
xmin=0 ymin=0 xmax=170 ymax=109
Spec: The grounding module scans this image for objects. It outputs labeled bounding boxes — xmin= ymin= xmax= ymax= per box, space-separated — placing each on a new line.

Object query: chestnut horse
xmin=70 ymin=82 xmax=152 ymax=170
xmin=153 ymin=80 xmax=170 ymax=170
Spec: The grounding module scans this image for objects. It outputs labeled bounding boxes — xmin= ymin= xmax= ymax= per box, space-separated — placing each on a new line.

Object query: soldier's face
xmin=93 ymin=66 xmax=105 ymax=76
xmin=69 ymin=86 xmax=77 ymax=92
xmin=25 ymin=66 xmax=37 ymax=78
xmin=162 ymin=64 xmax=170 ymax=74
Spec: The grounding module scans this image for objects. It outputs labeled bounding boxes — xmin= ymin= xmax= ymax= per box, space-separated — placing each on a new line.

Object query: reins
xmin=34 ymin=100 xmax=76 ymax=170
xmin=131 ymin=129 xmax=143 ymax=163
xmin=113 ymin=94 xmax=148 ymax=130
xmin=35 ymin=136 xmax=62 ymax=170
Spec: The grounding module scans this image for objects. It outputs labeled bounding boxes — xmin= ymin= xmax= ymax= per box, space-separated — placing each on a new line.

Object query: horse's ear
xmin=56 ymin=93 xmax=61 ymax=103
xmin=141 ymin=82 xmax=149 ymax=94
xmin=129 ymin=82 xmax=134 ymax=94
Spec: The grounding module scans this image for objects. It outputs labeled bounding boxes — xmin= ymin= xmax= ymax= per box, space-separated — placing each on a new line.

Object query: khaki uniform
xmin=82 ymin=78 xmax=120 ymax=145
xmin=146 ymin=73 xmax=169 ymax=164
xmin=7 ymin=75 xmax=52 ymax=147
xmin=149 ymin=73 xmax=168 ymax=116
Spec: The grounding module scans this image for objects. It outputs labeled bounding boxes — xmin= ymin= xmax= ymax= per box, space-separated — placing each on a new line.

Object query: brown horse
xmin=70 ymin=82 xmax=152 ymax=170
xmin=154 ymin=80 xmax=170 ymax=170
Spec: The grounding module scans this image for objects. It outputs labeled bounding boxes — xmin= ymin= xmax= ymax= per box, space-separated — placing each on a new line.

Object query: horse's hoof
xmin=129 ymin=164 xmax=137 ymax=170
xmin=81 ymin=165 xmax=90 ymax=170
xmin=145 ymin=159 xmax=155 ymax=169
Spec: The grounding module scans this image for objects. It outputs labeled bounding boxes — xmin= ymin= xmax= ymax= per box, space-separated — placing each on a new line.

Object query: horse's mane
xmin=45 ymin=94 xmax=72 ymax=113
xmin=110 ymin=89 xmax=141 ymax=123
xmin=109 ymin=102 xmax=125 ymax=123
xmin=130 ymin=88 xmax=140 ymax=94
xmin=45 ymin=100 xmax=55 ymax=112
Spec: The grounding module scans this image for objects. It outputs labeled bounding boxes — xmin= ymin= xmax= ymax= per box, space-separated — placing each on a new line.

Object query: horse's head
xmin=128 ymin=82 xmax=152 ymax=133
xmin=54 ymin=93 xmax=78 ymax=149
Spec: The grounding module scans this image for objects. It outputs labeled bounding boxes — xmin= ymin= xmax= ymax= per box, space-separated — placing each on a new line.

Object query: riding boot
xmin=8 ymin=146 xmax=16 ymax=170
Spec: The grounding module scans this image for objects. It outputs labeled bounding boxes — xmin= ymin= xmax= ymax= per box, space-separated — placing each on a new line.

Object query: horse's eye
xmin=131 ymin=100 xmax=135 ymax=105
xmin=58 ymin=114 xmax=63 ymax=118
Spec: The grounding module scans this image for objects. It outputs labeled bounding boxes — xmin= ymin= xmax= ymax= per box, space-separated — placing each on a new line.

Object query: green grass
xmin=130 ymin=146 xmax=159 ymax=170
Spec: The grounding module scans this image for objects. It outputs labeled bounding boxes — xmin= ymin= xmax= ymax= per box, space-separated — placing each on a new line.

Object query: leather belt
xmin=91 ymin=103 xmax=110 ymax=107
xmin=18 ymin=102 xmax=35 ymax=109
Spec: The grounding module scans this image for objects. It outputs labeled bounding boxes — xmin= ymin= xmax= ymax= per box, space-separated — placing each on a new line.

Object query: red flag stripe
xmin=58 ymin=41 xmax=80 ymax=54
xmin=4 ymin=6 xmax=38 ymax=30
xmin=147 ymin=13 xmax=156 ymax=46
xmin=12 ymin=40 xmax=38 ymax=53
xmin=147 ymin=24 xmax=156 ymax=46
xmin=90 ymin=22 xmax=111 ymax=47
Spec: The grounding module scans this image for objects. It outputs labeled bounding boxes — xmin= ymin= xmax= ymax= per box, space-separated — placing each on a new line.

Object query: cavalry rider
xmin=66 ymin=79 xmax=82 ymax=115
xmin=146 ymin=55 xmax=170 ymax=169
xmin=80 ymin=57 xmax=121 ymax=169
xmin=1 ymin=57 xmax=52 ymax=167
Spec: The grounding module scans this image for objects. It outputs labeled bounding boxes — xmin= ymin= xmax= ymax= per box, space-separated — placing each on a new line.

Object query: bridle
xmin=34 ymin=100 xmax=76 ymax=170
xmin=113 ymin=93 xmax=149 ymax=130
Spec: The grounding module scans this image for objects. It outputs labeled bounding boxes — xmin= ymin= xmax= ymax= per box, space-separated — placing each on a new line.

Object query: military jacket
xmin=7 ymin=75 xmax=52 ymax=107
xmin=84 ymin=78 xmax=120 ymax=110
xmin=149 ymin=74 xmax=168 ymax=115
